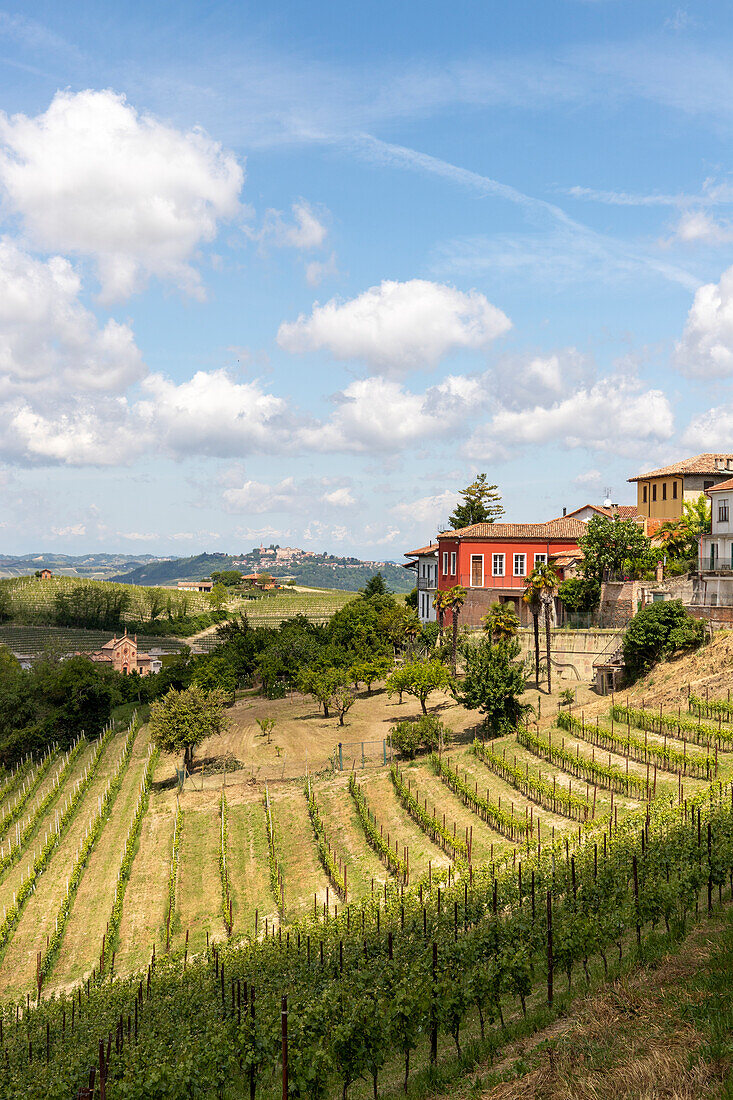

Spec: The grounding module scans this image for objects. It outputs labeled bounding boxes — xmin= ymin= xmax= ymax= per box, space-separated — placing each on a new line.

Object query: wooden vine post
xmin=546 ymin=890 xmax=553 ymax=1006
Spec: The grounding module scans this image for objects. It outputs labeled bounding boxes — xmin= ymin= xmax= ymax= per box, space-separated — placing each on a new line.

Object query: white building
xmin=403 ymin=543 xmax=438 ymax=623
xmin=701 ymin=479 xmax=733 ymax=583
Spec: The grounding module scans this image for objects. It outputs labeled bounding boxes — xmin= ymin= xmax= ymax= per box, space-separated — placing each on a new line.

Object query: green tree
xmin=191 ymin=655 xmax=237 ymax=695
xmin=444 ymin=585 xmax=467 ymax=674
xmin=482 ymin=602 xmax=519 ymax=644
xmin=361 ymin=573 xmax=391 ymax=597
xmin=622 ymin=600 xmax=705 ymax=680
xmin=522 ymin=575 xmax=542 ymax=691
xmin=578 ymin=515 xmax=654 ymax=583
xmin=209 ymin=583 xmax=228 ymax=613
xmin=405 ymin=586 xmax=418 ymax=611
xmin=658 ymin=493 xmax=711 ymax=562
xmin=558 ymin=577 xmax=600 ymax=613
xmin=149 ymin=684 xmax=228 ymax=771
xmin=432 ymin=589 xmax=449 ymax=641
xmin=448 ymin=473 xmax=504 ymax=529
xmin=256 ymin=716 xmax=276 ymax=744
xmin=297 ymin=667 xmax=348 ymax=718
xmin=210 ymin=570 xmax=243 ymax=587
xmin=454 ymin=637 xmax=531 ymax=738
xmin=532 ymin=562 xmax=559 ymax=692
xmin=0 ymin=584 xmax=10 ymax=623
xmin=333 ymin=685 xmax=356 ymax=726
xmin=386 ymin=659 xmax=452 ymax=715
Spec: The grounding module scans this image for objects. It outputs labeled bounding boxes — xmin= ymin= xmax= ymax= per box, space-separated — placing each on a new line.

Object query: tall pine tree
xmin=449 ymin=474 xmax=504 ymax=529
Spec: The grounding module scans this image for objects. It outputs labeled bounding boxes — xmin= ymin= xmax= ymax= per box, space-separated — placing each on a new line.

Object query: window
xmin=513 ymin=553 xmax=526 ymax=576
xmin=470 ymin=555 xmax=483 ymax=587
xmin=492 ymin=553 xmax=505 ymax=577
xmin=673 ymin=482 xmax=678 ymax=499
xmin=719 ymin=499 xmax=729 ymax=523
xmin=662 ymin=483 xmax=667 ymax=500
xmin=450 ymin=552 xmax=457 ymax=576
xmin=652 ymin=484 xmax=657 ymax=502
xmin=534 ymin=553 xmax=547 ymax=566
xmin=643 ymin=485 xmax=648 ymax=504
xmin=442 ymin=552 xmax=448 ymax=575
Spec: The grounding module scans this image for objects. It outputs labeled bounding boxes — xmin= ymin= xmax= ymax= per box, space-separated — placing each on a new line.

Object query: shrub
xmin=622 ymin=599 xmax=706 ymax=680
xmin=389 ymin=715 xmax=449 ymax=758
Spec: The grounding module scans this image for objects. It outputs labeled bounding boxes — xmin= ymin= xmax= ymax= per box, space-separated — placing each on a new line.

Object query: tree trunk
xmin=451 ymin=610 xmax=459 ymax=675
xmin=532 ymin=612 xmax=540 ymax=690
xmin=420 ymin=696 xmax=428 ymax=715
xmin=543 ymin=597 xmax=552 ymax=693
xmin=323 ymin=702 xmax=330 ymax=718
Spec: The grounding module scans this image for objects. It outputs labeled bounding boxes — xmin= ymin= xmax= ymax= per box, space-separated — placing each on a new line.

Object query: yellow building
xmin=629 ymin=454 xmax=733 ymax=521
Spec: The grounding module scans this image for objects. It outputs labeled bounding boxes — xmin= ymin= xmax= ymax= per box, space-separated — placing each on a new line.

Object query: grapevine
xmin=348 ymin=773 xmax=409 ymax=878
xmin=0 ymin=746 xmax=58 ymax=848
xmin=612 ymin=700 xmax=733 ymax=750
xmin=517 ymin=726 xmax=648 ymax=799
xmin=473 ymin=739 xmax=591 ymax=821
xmin=390 ymin=764 xmax=469 ymax=862
xmin=558 ymin=709 xmax=713 ymax=778
xmin=431 ymin=752 xmax=531 ymax=841
xmin=305 ymin=778 xmax=347 ymax=899
xmin=164 ymin=798 xmax=183 ymax=951
xmin=264 ymin=785 xmax=285 ymax=916
xmin=689 ymin=692 xmax=733 ymax=722
xmin=219 ymin=789 xmax=233 ymax=934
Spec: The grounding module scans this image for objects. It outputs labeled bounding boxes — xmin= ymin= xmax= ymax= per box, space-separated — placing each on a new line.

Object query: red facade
xmin=436 ymin=519 xmax=585 ymax=626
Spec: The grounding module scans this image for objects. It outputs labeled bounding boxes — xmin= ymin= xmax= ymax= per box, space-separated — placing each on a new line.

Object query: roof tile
xmin=438 ymin=518 xmax=587 ymax=540
xmin=627 ymin=454 xmax=733 ymax=481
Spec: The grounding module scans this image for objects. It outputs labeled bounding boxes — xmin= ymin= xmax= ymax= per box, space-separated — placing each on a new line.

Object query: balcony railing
xmin=417 ymin=575 xmax=436 ymax=591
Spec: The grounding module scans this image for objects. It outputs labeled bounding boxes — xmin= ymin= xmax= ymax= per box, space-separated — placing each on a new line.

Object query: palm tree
xmin=532 ymin=562 xmax=559 ymax=693
xmin=522 ymin=574 xmax=542 ymax=691
xmin=444 ymin=584 xmax=467 ymax=675
xmin=482 ymin=603 xmax=519 ymax=645
xmin=432 ymin=589 xmax=449 ymax=641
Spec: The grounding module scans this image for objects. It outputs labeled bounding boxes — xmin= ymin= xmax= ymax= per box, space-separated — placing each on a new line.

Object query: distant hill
xmin=0 ymin=553 xmax=168 ymax=579
xmin=113 ymin=549 xmax=414 ymax=593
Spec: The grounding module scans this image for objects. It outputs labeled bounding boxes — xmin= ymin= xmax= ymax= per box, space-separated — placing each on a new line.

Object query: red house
xmin=437 ymin=518 xmax=586 ymax=627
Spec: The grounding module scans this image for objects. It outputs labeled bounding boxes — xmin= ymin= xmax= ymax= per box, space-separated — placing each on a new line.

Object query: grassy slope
xmin=226 ymin=795 xmax=276 ymax=937
xmin=48 ymin=726 xmax=152 ymax=988
xmin=0 ymin=733 xmax=128 ymax=996
xmin=270 ymin=786 xmax=331 ymax=921
xmin=175 ymin=796 xmax=225 ymax=953
xmin=113 ymin=778 xmax=174 ymax=975
xmin=314 ymin=775 xmax=389 ymax=900
xmin=358 ymin=772 xmax=451 ymax=881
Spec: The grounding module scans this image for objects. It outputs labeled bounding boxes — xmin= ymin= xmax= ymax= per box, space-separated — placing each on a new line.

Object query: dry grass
xmin=174 ymin=796 xmax=226 ymax=953
xmin=439 ymin=917 xmax=730 ymax=1100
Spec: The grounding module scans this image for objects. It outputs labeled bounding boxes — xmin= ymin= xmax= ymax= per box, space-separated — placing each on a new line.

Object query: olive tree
xmin=149 ymin=684 xmax=228 ymax=771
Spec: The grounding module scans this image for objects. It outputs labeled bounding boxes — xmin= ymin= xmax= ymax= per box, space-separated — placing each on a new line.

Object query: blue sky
xmin=1 ymin=1 xmax=733 ymax=558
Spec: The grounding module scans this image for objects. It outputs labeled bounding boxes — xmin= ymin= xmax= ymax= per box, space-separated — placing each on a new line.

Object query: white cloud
xmin=277 ymin=278 xmax=510 ymax=374
xmin=1 ymin=399 xmax=142 ymax=466
xmin=321 ymin=486 xmax=356 ymax=507
xmin=574 ymin=468 xmax=602 ymax=487
xmin=222 ymin=477 xmax=299 ymax=514
xmin=51 ymin=522 xmax=86 ymax=537
xmin=300 ymin=374 xmax=486 ymax=453
xmin=302 ymin=520 xmax=348 ymax=543
xmin=118 ymin=531 xmax=159 ymax=542
xmin=249 ymin=200 xmax=328 ymax=251
xmin=135 ymin=370 xmax=292 ymax=458
xmin=305 ymin=252 xmax=338 ymax=287
xmin=669 ymin=210 xmax=733 ymax=245
xmin=391 ymin=489 xmax=459 ymax=526
xmin=0 ymin=89 xmax=243 ymax=301
xmin=0 ymin=238 xmax=144 ymax=398
xmin=466 ymin=378 xmax=674 ymax=459
xmin=683 ymin=405 xmax=733 ymax=450
xmin=674 ymin=267 xmax=733 ymax=377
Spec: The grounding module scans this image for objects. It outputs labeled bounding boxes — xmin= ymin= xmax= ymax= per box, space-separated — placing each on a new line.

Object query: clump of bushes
xmin=389 ymin=715 xmax=450 ymax=759
xmin=622 ymin=599 xmax=706 ymax=680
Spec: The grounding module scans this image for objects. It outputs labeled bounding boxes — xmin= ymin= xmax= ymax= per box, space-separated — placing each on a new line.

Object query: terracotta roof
xmin=627 ymin=454 xmax=733 ymax=481
xmin=439 ymin=518 xmax=587 ymax=540
xmin=404 ymin=543 xmax=438 ymax=557
xmin=707 ymin=477 xmax=733 ymax=494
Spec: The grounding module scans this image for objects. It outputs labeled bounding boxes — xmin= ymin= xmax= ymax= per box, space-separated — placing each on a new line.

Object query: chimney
xmin=563 ymin=507 xmax=567 ymax=516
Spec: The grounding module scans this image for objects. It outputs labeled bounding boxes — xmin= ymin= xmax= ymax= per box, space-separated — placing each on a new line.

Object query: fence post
xmin=383 ymin=739 xmax=387 ymax=765
xmin=547 ymin=890 xmax=553 ymax=1006
xmin=338 ymin=743 xmax=343 ymax=771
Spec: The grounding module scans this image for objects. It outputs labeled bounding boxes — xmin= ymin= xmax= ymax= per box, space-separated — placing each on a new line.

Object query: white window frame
xmin=513 ymin=553 xmax=526 ymax=577
xmin=442 ymin=552 xmax=448 ymax=575
xmin=470 ymin=554 xmax=484 ymax=587
xmin=719 ymin=499 xmax=729 ymax=523
xmin=492 ymin=553 xmax=505 ymax=577
xmin=450 ymin=552 xmax=457 ymax=576
xmin=534 ymin=552 xmax=547 ymax=567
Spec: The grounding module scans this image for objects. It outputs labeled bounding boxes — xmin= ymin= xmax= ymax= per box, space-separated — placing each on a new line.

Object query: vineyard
xmin=1 ymin=676 xmax=733 ymax=1097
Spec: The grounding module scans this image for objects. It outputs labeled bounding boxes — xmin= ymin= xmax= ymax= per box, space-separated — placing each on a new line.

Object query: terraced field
xmin=0 ymin=681 xmax=730 ymax=1015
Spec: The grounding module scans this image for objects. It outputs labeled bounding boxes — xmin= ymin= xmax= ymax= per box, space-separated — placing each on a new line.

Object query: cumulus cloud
xmin=669 ymin=210 xmax=733 ymax=245
xmin=0 ymin=89 xmax=243 ymax=301
xmin=674 ymin=266 xmax=733 ymax=377
xmin=390 ymin=489 xmax=459 ymax=526
xmin=465 ymin=378 xmax=674 ymax=459
xmin=321 ymin=486 xmax=355 ymax=507
xmin=300 ymin=373 xmax=486 ymax=453
xmin=0 ymin=238 xmax=144 ymax=398
xmin=51 ymin=522 xmax=86 ymax=537
xmin=277 ymin=279 xmax=510 ymax=374
xmin=221 ymin=475 xmax=356 ymax=514
xmin=683 ymin=404 xmax=733 ymax=450
xmin=135 ymin=370 xmax=293 ymax=458
xmin=253 ymin=200 xmax=328 ymax=250
xmin=1 ymin=399 xmax=142 ymax=466
xmin=305 ymin=252 xmax=338 ymax=287
xmin=574 ymin=468 xmax=602 ymax=487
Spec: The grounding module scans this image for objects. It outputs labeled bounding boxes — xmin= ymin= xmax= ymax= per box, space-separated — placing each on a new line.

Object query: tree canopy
xmin=658 ymin=494 xmax=711 ymax=562
xmin=622 ymin=599 xmax=706 ymax=680
xmin=454 ymin=638 xmax=531 ymax=738
xmin=578 ymin=515 xmax=654 ymax=583
xmin=386 ymin=659 xmax=452 ymax=714
xmin=448 ymin=474 xmax=504 ymax=529
xmin=149 ymin=684 xmax=228 ymax=769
